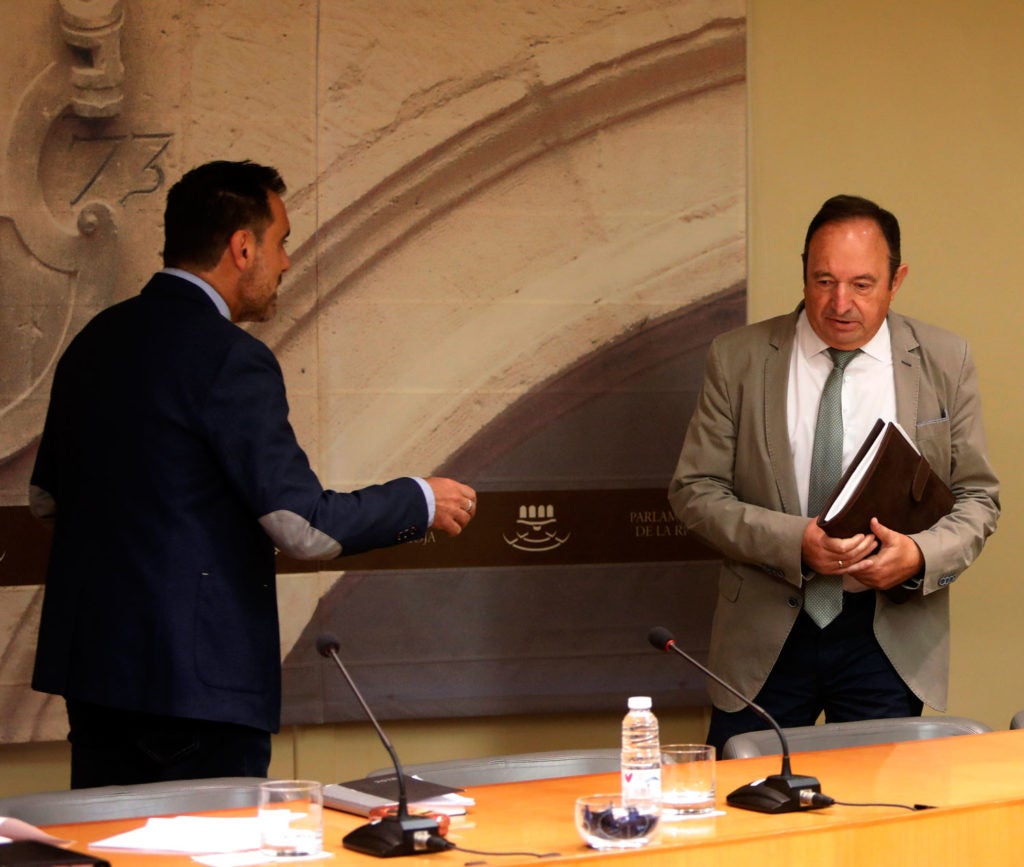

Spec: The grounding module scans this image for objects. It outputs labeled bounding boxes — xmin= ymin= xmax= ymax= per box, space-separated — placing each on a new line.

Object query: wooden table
xmin=42 ymin=730 xmax=1024 ymax=866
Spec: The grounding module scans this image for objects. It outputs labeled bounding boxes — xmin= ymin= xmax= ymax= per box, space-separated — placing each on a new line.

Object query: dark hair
xmin=801 ymin=194 xmax=901 ymax=283
xmin=162 ymin=160 xmax=286 ymax=269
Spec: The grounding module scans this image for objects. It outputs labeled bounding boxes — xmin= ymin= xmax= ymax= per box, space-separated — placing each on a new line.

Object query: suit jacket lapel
xmin=765 ymin=309 xmax=801 ymax=515
xmin=889 ymin=312 xmax=921 ymax=436
xmin=763 ymin=310 xmax=920 ymax=515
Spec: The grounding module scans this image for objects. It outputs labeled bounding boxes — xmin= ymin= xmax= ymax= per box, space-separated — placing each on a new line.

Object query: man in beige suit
xmin=670 ymin=195 xmax=999 ymax=754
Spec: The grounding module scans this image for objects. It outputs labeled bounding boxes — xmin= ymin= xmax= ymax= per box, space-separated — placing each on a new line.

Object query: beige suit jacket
xmin=669 ymin=307 xmax=999 ymax=712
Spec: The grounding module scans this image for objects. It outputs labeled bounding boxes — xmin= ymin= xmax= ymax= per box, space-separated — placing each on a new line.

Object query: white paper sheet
xmin=90 ymin=816 xmax=263 ymax=854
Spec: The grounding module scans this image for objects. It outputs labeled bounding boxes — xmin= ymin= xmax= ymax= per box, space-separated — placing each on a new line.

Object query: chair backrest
xmin=368 ymin=748 xmax=621 ymax=787
xmin=0 ymin=777 xmax=265 ymax=825
xmin=1010 ymin=710 xmax=1024 ymax=730
xmin=722 ymin=716 xmax=991 ymax=759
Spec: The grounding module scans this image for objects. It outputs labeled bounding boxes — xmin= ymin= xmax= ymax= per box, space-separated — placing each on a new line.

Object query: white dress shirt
xmin=788 ymin=310 xmax=897 ymax=519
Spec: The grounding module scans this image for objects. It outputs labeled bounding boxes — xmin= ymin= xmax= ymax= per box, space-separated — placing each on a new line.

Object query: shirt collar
xmin=162 ymin=268 xmax=231 ymax=320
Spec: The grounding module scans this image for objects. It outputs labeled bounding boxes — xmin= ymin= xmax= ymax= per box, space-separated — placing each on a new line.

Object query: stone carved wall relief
xmin=0 ymin=0 xmax=176 ymax=743
xmin=270 ymin=7 xmax=746 ymax=721
xmin=0 ymin=0 xmax=171 ymax=472
xmin=257 ymin=13 xmax=746 ymax=484
xmin=0 ymin=0 xmax=745 ymax=741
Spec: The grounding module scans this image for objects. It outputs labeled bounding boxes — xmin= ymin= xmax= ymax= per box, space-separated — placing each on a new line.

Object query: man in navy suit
xmin=29 ymin=160 xmax=478 ymax=788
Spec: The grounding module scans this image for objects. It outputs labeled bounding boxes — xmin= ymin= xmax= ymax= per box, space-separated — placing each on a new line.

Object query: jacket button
xmin=787 ymin=596 xmax=801 ymax=608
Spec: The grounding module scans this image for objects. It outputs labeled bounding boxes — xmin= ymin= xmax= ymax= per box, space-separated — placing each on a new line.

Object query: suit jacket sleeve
xmin=902 ymin=329 xmax=1000 ymax=592
xmin=202 ymin=334 xmax=428 ymax=559
xmin=668 ymin=322 xmax=808 ymax=587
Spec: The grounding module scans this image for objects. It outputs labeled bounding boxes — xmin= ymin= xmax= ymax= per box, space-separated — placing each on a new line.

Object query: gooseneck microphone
xmin=647 ymin=626 xmax=829 ymax=814
xmin=316 ymin=633 xmax=451 ymax=856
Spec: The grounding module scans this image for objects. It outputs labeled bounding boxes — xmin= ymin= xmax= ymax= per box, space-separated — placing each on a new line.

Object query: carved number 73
xmin=70 ymin=132 xmax=174 ymax=207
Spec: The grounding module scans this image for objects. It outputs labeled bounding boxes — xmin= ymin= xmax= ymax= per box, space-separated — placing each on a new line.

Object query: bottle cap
xmin=627 ymin=696 xmax=653 ymax=710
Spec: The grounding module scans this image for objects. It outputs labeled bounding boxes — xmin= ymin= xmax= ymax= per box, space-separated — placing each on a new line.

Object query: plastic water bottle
xmin=620 ymin=695 xmax=661 ymax=801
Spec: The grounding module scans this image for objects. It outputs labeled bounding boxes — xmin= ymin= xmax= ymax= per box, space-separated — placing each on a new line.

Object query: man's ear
xmin=227 ymin=228 xmax=252 ymax=271
xmin=890 ymin=262 xmax=909 ymax=296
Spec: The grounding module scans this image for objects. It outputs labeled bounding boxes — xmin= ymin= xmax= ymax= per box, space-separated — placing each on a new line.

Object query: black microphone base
xmin=343 ymin=814 xmax=444 ymax=857
xmin=726 ymin=773 xmax=824 ymax=814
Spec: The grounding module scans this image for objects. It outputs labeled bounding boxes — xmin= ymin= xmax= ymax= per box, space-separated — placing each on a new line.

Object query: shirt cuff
xmin=411 ymin=477 xmax=435 ymax=527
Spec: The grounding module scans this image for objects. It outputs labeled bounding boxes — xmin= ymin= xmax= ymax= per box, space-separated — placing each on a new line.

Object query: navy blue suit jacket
xmin=30 ymin=273 xmax=428 ymax=732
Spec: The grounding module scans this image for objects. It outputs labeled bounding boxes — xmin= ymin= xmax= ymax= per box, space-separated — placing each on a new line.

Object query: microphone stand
xmin=647 ymin=627 xmax=827 ymax=814
xmin=317 ymin=636 xmax=445 ymax=856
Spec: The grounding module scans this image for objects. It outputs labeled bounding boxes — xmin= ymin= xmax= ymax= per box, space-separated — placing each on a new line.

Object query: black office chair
xmin=722 ymin=716 xmax=991 ymax=759
xmin=1010 ymin=710 xmax=1024 ymax=730
xmin=367 ymin=748 xmax=620 ymax=787
xmin=0 ymin=777 xmax=266 ymax=825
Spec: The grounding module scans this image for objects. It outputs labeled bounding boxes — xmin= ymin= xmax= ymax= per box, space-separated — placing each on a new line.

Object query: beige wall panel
xmin=749 ymin=0 xmax=1020 ymax=731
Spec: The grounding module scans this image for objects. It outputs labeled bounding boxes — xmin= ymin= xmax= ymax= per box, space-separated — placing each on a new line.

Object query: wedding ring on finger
xmin=837 ymin=559 xmax=844 ymax=569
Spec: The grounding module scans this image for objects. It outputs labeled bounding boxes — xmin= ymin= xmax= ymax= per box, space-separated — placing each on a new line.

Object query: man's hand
xmin=843 ymin=517 xmax=924 ymax=589
xmin=426 ymin=477 xmax=477 ymax=536
xmin=801 ymin=518 xmax=877 ymax=576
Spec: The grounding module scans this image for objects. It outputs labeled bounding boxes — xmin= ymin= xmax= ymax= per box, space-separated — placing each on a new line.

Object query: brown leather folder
xmin=817 ymin=418 xmax=954 ymax=539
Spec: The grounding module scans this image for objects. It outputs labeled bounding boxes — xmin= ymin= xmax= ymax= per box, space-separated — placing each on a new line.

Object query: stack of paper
xmin=323 ymin=775 xmax=474 ymax=817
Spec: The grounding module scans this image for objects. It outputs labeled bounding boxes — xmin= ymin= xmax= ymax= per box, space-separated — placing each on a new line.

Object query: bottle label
xmin=621 ymin=767 xmax=662 ymax=801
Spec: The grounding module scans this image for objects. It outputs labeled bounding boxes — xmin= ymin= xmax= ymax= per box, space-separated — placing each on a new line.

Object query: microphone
xmin=316 ymin=633 xmax=451 ymax=856
xmin=647 ymin=626 xmax=829 ymax=814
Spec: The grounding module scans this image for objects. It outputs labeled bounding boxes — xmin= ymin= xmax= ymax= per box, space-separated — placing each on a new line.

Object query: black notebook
xmin=0 ymin=842 xmax=110 ymax=867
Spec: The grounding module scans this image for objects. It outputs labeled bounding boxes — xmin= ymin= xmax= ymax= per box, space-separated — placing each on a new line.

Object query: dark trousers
xmin=66 ymin=699 xmax=271 ymax=789
xmin=706 ymin=590 xmax=923 ymax=756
